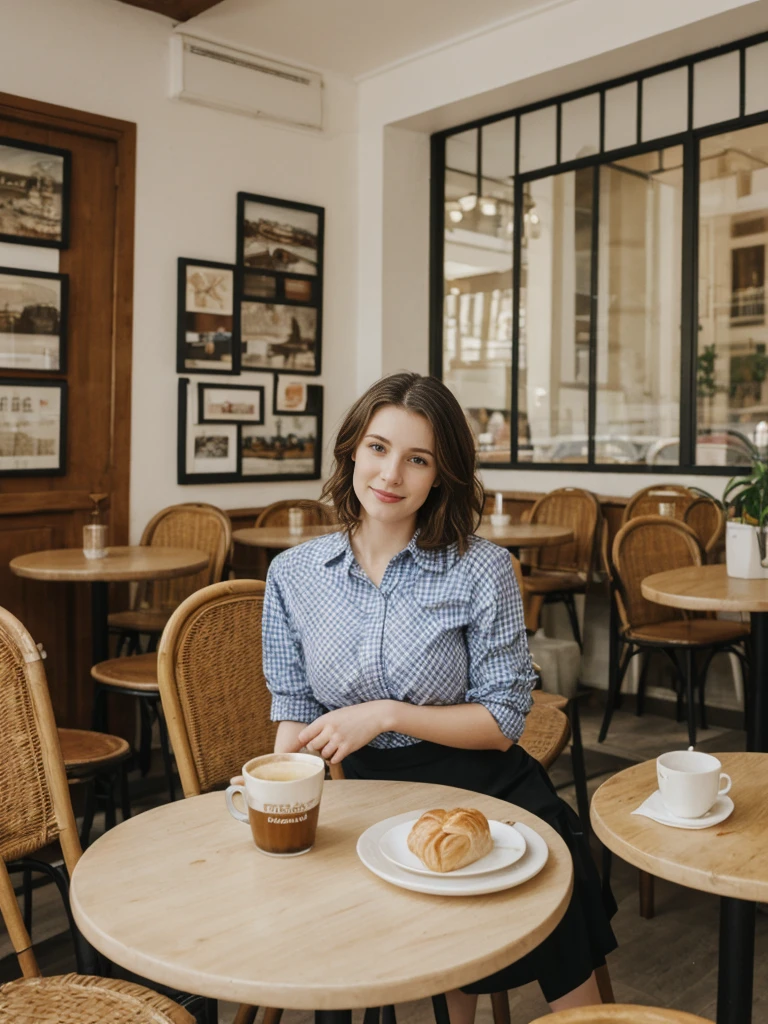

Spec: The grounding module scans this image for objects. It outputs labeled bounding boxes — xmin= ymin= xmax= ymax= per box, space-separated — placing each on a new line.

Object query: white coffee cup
xmin=225 ymin=752 xmax=325 ymax=856
xmin=656 ymin=750 xmax=731 ymax=819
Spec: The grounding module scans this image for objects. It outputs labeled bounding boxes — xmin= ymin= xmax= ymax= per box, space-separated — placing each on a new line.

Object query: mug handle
xmin=225 ymin=783 xmax=249 ymax=823
xmin=718 ymin=773 xmax=732 ymax=796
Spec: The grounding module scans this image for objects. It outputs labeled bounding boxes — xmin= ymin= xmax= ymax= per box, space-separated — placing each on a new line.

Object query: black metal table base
xmin=749 ymin=611 xmax=768 ymax=753
xmin=717 ymin=897 xmax=756 ymax=1024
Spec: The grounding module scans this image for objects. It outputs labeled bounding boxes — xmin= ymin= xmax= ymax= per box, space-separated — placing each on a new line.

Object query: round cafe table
xmin=70 ymin=780 xmax=572 ymax=1018
xmin=641 ymin=565 xmax=767 ymax=752
xmin=591 ymin=752 xmax=768 ymax=1024
xmin=9 ymin=547 xmax=209 ymax=666
xmin=232 ymin=521 xmax=573 ymax=557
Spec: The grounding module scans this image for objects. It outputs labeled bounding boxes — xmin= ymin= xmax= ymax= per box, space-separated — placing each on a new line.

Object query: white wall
xmin=0 ymin=0 xmax=358 ymax=539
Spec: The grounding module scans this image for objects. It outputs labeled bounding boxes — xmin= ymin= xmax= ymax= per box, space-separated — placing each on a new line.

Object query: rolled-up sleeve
xmin=262 ymin=561 xmax=326 ymax=724
xmin=464 ymin=550 xmax=536 ymax=742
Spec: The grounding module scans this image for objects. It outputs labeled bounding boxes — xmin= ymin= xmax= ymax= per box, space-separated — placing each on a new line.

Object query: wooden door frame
xmin=0 ymin=92 xmax=136 ymax=544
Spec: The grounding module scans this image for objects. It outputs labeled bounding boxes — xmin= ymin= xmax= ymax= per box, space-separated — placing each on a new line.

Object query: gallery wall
xmin=0 ymin=0 xmax=358 ymax=538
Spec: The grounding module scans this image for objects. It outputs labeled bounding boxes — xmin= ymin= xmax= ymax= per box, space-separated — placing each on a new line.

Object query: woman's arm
xmin=274 ymin=720 xmax=306 ymax=753
xmin=297 ymin=698 xmax=512 ymax=763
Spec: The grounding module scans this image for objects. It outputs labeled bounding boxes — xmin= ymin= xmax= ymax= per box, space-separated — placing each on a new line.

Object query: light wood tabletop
xmin=9 ymin=546 xmax=210 ymax=583
xmin=641 ymin=564 xmax=768 ymax=613
xmin=70 ymin=780 xmax=572 ymax=1010
xmin=232 ymin=522 xmax=574 ymax=552
xmin=591 ymin=752 xmax=768 ymax=902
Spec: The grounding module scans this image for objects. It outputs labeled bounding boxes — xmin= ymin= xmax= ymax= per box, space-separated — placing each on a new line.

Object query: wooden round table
xmin=70 ymin=780 xmax=572 ymax=1016
xmin=592 ymin=752 xmax=768 ymax=1024
xmin=10 ymin=547 xmax=209 ymax=665
xmin=642 ymin=565 xmax=767 ymax=752
xmin=232 ymin=522 xmax=573 ymax=556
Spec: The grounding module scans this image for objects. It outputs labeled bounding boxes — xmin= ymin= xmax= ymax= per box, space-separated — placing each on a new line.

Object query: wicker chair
xmin=156 ymin=579 xmax=278 ymax=1024
xmin=0 ymin=606 xmax=194 ymax=1024
xmin=683 ymin=495 xmax=726 ymax=563
xmin=520 ymin=488 xmax=602 ymax=648
xmin=598 ymin=516 xmax=749 ymax=747
xmin=621 ymin=484 xmax=694 ymax=523
xmin=234 ymin=499 xmax=337 ymax=579
xmin=108 ymin=502 xmax=232 ymax=651
xmin=531 ymin=1006 xmax=713 ymax=1023
xmin=93 ymin=503 xmax=232 ymax=799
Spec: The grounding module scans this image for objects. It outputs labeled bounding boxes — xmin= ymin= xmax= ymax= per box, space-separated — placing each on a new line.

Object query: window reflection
xmin=697 ymin=124 xmax=768 ymax=466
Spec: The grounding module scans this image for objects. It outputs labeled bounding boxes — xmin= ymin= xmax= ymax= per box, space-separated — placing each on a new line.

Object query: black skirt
xmin=342 ymin=741 xmax=617 ymax=1004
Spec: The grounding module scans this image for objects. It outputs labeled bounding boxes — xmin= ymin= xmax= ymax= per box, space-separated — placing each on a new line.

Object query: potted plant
xmin=723 ymin=425 xmax=768 ymax=578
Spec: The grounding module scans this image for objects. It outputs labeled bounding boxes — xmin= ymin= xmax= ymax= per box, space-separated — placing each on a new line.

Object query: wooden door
xmin=0 ymin=93 xmax=135 ymax=729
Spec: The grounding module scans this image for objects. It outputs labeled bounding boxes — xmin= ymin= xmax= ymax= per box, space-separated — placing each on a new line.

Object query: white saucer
xmin=357 ymin=810 xmax=548 ymax=896
xmin=379 ymin=818 xmax=526 ymax=877
xmin=632 ymin=790 xmax=734 ymax=830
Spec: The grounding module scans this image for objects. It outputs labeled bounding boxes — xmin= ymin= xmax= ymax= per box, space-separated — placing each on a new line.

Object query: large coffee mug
xmin=225 ymin=752 xmax=325 ymax=856
xmin=656 ymin=750 xmax=731 ymax=818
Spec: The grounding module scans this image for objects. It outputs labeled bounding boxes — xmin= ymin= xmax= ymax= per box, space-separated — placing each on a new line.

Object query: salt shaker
xmin=83 ymin=493 xmax=108 ymax=559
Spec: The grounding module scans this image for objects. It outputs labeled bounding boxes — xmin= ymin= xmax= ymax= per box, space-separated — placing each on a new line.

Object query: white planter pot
xmin=725 ymin=521 xmax=768 ymax=579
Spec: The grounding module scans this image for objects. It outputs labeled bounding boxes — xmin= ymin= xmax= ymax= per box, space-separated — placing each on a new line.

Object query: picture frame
xmin=177 ymin=378 xmax=240 ymax=484
xmin=274 ymin=376 xmax=308 ymax=413
xmin=237 ymin=299 xmax=320 ymax=375
xmin=0 ymin=377 xmax=67 ymax=476
xmin=198 ymin=381 xmax=265 ymax=425
xmin=0 ymin=137 xmax=71 ymax=249
xmin=177 ymin=258 xmax=238 ymax=375
xmin=237 ymin=192 xmax=324 ymax=278
xmin=0 ymin=266 xmax=68 ymax=373
xmin=240 ymin=403 xmax=322 ymax=482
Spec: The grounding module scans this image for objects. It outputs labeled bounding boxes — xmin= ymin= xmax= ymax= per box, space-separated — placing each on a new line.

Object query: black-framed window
xmin=430 ymin=32 xmax=768 ymax=473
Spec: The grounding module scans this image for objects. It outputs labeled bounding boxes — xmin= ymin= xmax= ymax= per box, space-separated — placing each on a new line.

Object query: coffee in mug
xmin=225 ymin=753 xmax=324 ymax=856
xmin=656 ymin=750 xmax=731 ymax=818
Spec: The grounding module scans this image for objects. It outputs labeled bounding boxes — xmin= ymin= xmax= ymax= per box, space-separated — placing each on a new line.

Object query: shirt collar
xmin=322 ymin=528 xmax=458 ymax=574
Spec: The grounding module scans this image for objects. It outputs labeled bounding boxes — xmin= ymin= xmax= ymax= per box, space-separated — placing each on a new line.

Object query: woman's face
xmin=352 ymin=405 xmax=439 ymax=526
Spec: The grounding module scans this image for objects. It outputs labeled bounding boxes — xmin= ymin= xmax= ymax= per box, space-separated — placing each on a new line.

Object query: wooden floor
xmin=2 ymin=696 xmax=766 ymax=1024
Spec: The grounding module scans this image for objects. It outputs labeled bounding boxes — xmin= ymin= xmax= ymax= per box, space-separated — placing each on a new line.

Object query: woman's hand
xmin=298 ymin=701 xmax=395 ymax=763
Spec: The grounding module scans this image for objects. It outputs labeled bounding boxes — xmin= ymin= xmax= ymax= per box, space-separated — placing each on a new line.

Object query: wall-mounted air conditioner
xmin=169 ymin=33 xmax=323 ymax=131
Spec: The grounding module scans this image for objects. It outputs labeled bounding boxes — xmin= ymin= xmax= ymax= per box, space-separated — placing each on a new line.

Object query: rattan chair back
xmin=683 ymin=496 xmax=725 ymax=561
xmin=157 ymin=579 xmax=275 ymax=796
xmin=524 ymin=488 xmax=601 ymax=577
xmin=622 ymin=484 xmax=694 ymax=523
xmin=134 ymin=503 xmax=232 ymax=613
xmin=255 ymin=499 xmax=336 ymax=528
xmin=0 ymin=607 xmax=81 ymax=871
xmin=518 ymin=705 xmax=570 ymax=769
xmin=531 ymin=1004 xmax=713 ymax=1023
xmin=612 ymin=516 xmax=702 ymax=632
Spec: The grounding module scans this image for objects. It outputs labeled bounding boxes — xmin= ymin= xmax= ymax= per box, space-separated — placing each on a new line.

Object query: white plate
xmin=379 ymin=818 xmax=526 ymax=877
xmin=632 ymin=790 xmax=734 ymax=830
xmin=357 ymin=810 xmax=548 ymax=896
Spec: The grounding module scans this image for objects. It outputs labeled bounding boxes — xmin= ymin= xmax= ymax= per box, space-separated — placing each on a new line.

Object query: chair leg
xmin=203 ymin=998 xmax=218 ymax=1024
xmin=568 ymin=698 xmax=590 ymax=833
xmin=562 ymin=593 xmax=583 ymax=650
xmin=155 ymin=699 xmax=176 ymax=801
xmin=598 ymin=642 xmax=633 ymax=743
xmin=635 ymin=652 xmax=651 ymax=718
xmin=431 ymin=995 xmax=451 ymax=1024
xmin=92 ymin=684 xmax=108 ymax=732
xmin=103 ymin=772 xmax=117 ymax=831
xmin=232 ymin=1007 xmax=259 ymax=1024
xmin=684 ymin=648 xmax=697 ymax=748
xmin=524 ymin=592 xmax=545 ymax=634
xmin=262 ymin=1009 xmax=283 ymax=1024
xmin=80 ymin=779 xmax=97 ymax=848
xmin=138 ymin=696 xmax=153 ymax=777
xmin=22 ymin=868 xmax=32 ymax=935
xmin=595 ymin=963 xmax=615 ymax=1004
xmin=382 ymin=1006 xmax=397 ymax=1024
xmin=639 ymin=870 xmax=655 ymax=920
xmin=363 ymin=1011 xmax=380 ymax=1024
xmin=601 ymin=845 xmax=613 ymax=911
xmin=490 ymin=991 xmax=510 ymax=1024
xmin=119 ymin=761 xmax=132 ymax=822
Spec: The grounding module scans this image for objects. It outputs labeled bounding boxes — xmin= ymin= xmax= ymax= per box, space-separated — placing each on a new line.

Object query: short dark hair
xmin=321 ymin=373 xmax=483 ymax=554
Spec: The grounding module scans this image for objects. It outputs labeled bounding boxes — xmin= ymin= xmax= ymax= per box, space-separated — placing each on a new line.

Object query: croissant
xmin=407 ymin=807 xmax=493 ymax=872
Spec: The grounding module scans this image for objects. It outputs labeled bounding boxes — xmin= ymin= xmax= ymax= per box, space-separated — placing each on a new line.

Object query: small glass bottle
xmin=83 ymin=493 xmax=108 ymax=559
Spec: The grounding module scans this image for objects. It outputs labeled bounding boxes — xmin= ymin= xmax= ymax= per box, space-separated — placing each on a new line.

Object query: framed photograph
xmin=0 ymin=138 xmax=71 ymax=248
xmin=274 ymin=376 xmax=307 ymax=413
xmin=283 ymin=276 xmax=314 ymax=304
xmin=177 ymin=259 xmax=237 ymax=374
xmin=239 ymin=301 xmax=319 ymax=375
xmin=0 ymin=267 xmax=68 ymax=372
xmin=240 ymin=410 xmax=321 ymax=481
xmin=198 ymin=382 xmax=264 ymax=424
xmin=0 ymin=378 xmax=67 ymax=476
xmin=237 ymin=193 xmax=324 ymax=277
xmin=177 ymin=378 xmax=240 ymax=484
xmin=242 ymin=270 xmax=278 ymax=301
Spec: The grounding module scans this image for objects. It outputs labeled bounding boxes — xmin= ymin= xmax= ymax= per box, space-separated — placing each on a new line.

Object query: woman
xmin=262 ymin=373 xmax=616 ymax=1020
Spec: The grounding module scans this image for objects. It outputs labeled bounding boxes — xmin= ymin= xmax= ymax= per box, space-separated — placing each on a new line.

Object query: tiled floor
xmin=2 ymin=696 xmax=766 ymax=1023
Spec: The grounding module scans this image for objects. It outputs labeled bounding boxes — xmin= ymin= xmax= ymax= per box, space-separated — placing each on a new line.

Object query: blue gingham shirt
xmin=262 ymin=530 xmax=536 ymax=748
